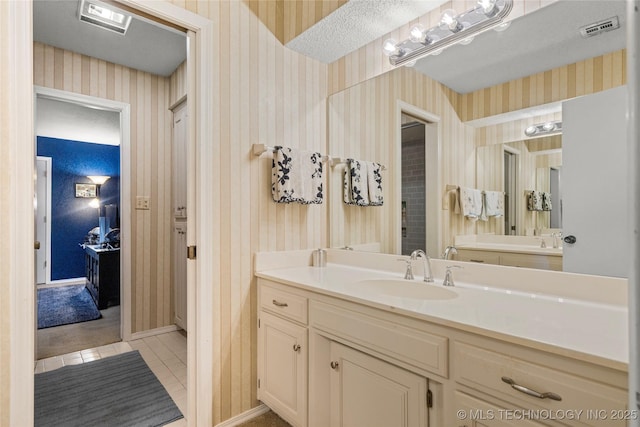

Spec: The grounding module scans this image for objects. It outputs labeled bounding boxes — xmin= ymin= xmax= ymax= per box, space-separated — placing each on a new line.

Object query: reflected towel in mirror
xmin=455 ymin=187 xmax=483 ymax=220
xmin=344 ymin=159 xmax=384 ymax=206
xmin=481 ymin=190 xmax=504 ymax=220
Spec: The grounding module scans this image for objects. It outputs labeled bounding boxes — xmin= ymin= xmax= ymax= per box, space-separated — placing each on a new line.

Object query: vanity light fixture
xmin=524 ymin=121 xmax=563 ymax=137
xmin=78 ymin=0 xmax=132 ymax=35
xmin=382 ymin=0 xmax=513 ymax=67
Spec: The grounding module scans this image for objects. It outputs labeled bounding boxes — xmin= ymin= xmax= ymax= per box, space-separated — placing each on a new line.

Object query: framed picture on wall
xmin=75 ymin=183 xmax=97 ymax=198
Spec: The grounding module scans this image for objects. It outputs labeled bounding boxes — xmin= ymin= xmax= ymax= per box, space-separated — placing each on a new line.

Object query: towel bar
xmin=330 ymin=157 xmax=387 ymax=171
xmin=252 ymin=143 xmax=331 ymax=162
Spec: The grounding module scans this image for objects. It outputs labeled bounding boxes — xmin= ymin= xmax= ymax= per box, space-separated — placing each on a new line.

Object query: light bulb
xmin=89 ymin=198 xmax=100 ymax=209
xmin=460 ymin=37 xmax=474 ymax=45
xmin=476 ymin=0 xmax=498 ymax=16
xmin=439 ymin=9 xmax=462 ymax=32
xmin=542 ymin=122 xmax=556 ymax=132
xmin=494 ymin=21 xmax=511 ymax=32
xmin=409 ymin=23 xmax=426 ymax=43
xmin=382 ymin=38 xmax=398 ymax=57
xmin=524 ymin=126 xmax=537 ymax=136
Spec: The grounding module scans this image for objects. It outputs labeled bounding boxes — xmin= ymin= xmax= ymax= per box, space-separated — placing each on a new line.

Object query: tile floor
xmin=36 ymin=330 xmax=188 ymax=427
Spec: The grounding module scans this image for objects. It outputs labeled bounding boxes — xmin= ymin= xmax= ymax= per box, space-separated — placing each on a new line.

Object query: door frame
xmin=396 ymin=100 xmax=442 ymax=258
xmin=35 ymin=156 xmax=52 ymax=285
xmin=35 ymin=85 xmax=130 ymax=338
xmin=10 ymin=1 xmax=214 ymax=425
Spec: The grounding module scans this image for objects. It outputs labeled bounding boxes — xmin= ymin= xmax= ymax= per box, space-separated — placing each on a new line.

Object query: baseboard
xmin=38 ymin=278 xmax=86 ymax=289
xmin=214 ymin=404 xmax=270 ymax=427
xmin=129 ymin=325 xmax=180 ymax=340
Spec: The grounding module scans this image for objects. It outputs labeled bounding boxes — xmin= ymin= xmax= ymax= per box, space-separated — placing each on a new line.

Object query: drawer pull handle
xmin=469 ymin=259 xmax=485 ymax=263
xmin=501 ymin=377 xmax=562 ymax=401
xmin=330 ymin=361 xmax=339 ymax=370
xmin=293 ymin=344 xmax=301 ymax=352
xmin=272 ymin=299 xmax=288 ymax=307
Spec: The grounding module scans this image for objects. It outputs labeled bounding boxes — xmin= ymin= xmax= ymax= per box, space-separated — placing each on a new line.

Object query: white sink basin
xmin=349 ymin=279 xmax=458 ymax=300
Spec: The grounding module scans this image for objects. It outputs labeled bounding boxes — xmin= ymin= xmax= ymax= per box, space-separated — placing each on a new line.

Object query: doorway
xmin=34 ymin=88 xmax=127 ymax=359
xmin=397 ymin=102 xmax=441 ymax=258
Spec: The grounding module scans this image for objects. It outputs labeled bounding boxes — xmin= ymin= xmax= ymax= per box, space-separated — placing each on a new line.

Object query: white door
xmin=562 ymin=85 xmax=628 ymax=277
xmin=35 ymin=156 xmax=51 ymax=285
xmin=257 ymin=311 xmax=307 ymax=427
xmin=173 ymin=221 xmax=187 ymax=330
xmin=329 ymin=341 xmax=428 ymax=427
xmin=173 ymin=102 xmax=188 ymax=218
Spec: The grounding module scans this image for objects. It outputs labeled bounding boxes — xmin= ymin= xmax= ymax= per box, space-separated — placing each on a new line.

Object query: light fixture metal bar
xmin=389 ymin=0 xmax=513 ymax=66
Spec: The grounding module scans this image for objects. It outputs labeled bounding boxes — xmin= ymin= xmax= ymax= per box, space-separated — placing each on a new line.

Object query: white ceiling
xmin=413 ymin=0 xmax=626 ymax=93
xmin=37 ymin=97 xmax=121 ymax=145
xmin=33 ymin=0 xmax=187 ymax=77
xmin=288 ymin=0 xmax=627 ymax=94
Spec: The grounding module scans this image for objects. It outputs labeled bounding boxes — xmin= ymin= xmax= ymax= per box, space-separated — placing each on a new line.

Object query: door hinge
xmin=258 ymin=379 xmax=261 ymax=389
xmin=427 ymin=390 xmax=433 ymax=408
xmin=187 ymin=245 xmax=197 ymax=260
xmin=258 ymin=318 xmax=261 ymax=328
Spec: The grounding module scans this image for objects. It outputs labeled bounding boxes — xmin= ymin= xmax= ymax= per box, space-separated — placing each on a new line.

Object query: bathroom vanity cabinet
xmin=257 ymin=276 xmax=627 ymax=427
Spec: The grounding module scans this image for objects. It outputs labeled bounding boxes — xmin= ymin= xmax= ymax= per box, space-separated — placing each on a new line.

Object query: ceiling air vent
xmin=580 ymin=16 xmax=620 ymax=38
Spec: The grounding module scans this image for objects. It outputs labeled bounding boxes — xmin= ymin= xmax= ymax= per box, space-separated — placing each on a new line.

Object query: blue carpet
xmin=37 ymin=285 xmax=101 ymax=329
xmin=35 ymin=350 xmax=184 ymax=427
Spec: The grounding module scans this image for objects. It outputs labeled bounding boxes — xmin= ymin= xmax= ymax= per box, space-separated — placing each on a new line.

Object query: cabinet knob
xmin=330 ymin=361 xmax=339 ymax=370
xmin=293 ymin=344 xmax=301 ymax=352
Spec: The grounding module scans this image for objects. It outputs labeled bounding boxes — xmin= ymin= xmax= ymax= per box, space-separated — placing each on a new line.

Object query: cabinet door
xmin=455 ymin=392 xmax=548 ymax=427
xmin=329 ymin=341 xmax=428 ymax=427
xmin=172 ymin=102 xmax=188 ymax=218
xmin=258 ymin=311 xmax=307 ymax=427
xmin=173 ymin=222 xmax=187 ymax=330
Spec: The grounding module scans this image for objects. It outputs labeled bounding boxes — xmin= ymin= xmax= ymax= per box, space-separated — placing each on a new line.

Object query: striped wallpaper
xmin=33 ymin=42 xmax=174 ymax=334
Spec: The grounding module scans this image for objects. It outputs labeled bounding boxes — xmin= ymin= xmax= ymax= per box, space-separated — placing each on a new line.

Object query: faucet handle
xmin=397 ymin=258 xmax=414 ymax=280
xmin=443 ymin=265 xmax=463 ymax=287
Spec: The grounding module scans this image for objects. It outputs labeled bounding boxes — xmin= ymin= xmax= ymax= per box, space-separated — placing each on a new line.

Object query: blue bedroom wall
xmin=37 ymin=136 xmax=120 ymax=281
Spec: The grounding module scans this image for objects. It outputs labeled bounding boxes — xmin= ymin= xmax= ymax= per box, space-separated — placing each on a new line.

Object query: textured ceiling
xmin=285 ymin=0 xmax=449 ymax=64
xmin=33 ymin=0 xmax=186 ymax=77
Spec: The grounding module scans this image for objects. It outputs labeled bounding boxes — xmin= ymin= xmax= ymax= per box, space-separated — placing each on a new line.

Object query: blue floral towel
xmin=271 ymin=146 xmax=323 ymax=204
xmin=343 ymin=159 xmax=384 ymax=206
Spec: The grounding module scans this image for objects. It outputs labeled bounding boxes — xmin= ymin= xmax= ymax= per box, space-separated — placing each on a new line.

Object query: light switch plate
xmin=136 ymin=196 xmax=150 ymax=210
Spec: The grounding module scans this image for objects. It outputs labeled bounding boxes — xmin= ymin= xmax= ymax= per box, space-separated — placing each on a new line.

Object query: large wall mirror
xmin=327 ymin=0 xmax=627 ymax=277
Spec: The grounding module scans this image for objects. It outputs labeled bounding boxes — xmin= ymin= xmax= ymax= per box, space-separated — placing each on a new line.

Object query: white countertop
xmin=256 ymin=264 xmax=627 ymax=368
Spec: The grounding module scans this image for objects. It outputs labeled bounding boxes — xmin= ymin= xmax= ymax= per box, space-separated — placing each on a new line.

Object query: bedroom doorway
xmin=34 ymin=88 xmax=127 ymax=359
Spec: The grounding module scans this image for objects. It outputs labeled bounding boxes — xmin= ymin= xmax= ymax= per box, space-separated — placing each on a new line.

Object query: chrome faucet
xmin=551 ymin=232 xmax=562 ymax=249
xmin=442 ymin=245 xmax=458 ymax=260
xmin=410 ymin=249 xmax=434 ymax=283
xmin=443 ymin=265 xmax=462 ymax=287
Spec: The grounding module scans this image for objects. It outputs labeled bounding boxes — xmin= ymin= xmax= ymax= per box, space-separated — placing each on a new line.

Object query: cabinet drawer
xmin=455 ymin=391 xmax=548 ymax=427
xmin=311 ymin=300 xmax=448 ymax=378
xmin=456 ymin=249 xmax=501 ymax=265
xmin=260 ymin=283 xmax=308 ymax=325
xmin=453 ymin=342 xmax=627 ymax=426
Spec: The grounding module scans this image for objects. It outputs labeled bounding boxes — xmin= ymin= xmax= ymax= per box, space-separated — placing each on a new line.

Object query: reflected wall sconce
xmin=382 ymin=0 xmax=513 ymax=67
xmin=524 ymin=121 xmax=563 ymax=137
xmin=86 ymin=175 xmax=110 ymax=209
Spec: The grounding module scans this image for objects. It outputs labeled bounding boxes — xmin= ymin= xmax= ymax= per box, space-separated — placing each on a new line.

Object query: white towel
xmin=527 ymin=191 xmax=543 ymax=211
xmin=271 ymin=146 xmax=323 ymax=204
xmin=541 ymin=192 xmax=552 ymax=211
xmin=344 ymin=159 xmax=369 ymax=206
xmin=481 ymin=190 xmax=504 ymax=219
xmin=455 ymin=187 xmax=483 ymax=220
xmin=367 ymin=162 xmax=384 ymax=206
